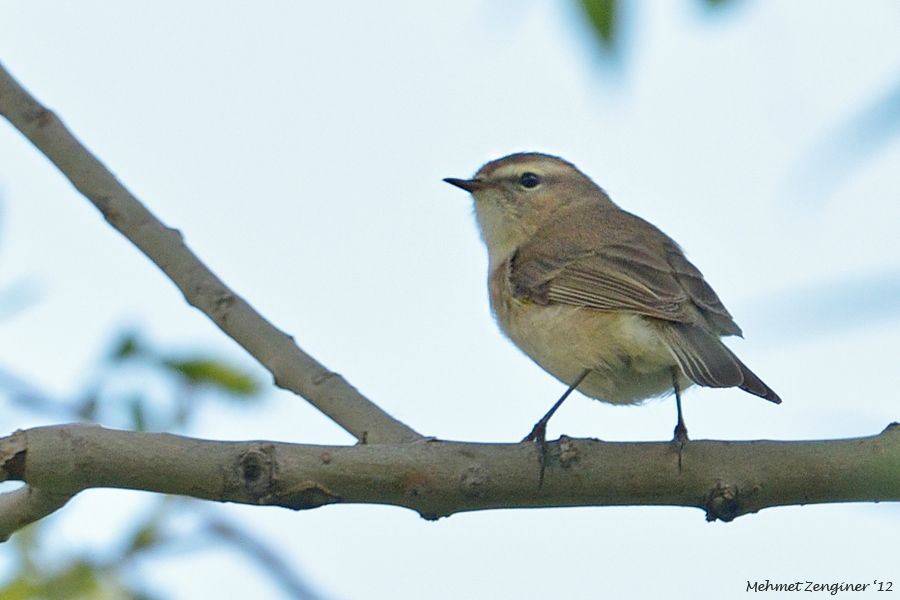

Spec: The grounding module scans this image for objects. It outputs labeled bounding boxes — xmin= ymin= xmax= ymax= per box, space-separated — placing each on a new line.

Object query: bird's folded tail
xmin=659 ymin=322 xmax=782 ymax=404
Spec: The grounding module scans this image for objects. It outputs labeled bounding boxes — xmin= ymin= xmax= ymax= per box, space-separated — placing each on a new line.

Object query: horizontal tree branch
xmin=0 ymin=61 xmax=421 ymax=445
xmin=2 ymin=423 xmax=897 ymax=540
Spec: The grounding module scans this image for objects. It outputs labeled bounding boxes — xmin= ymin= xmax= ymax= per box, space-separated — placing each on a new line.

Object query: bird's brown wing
xmin=510 ymin=236 xmax=742 ymax=336
xmin=507 ymin=207 xmax=780 ymax=401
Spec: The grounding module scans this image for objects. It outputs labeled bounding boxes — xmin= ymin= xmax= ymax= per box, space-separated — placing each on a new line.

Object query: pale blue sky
xmin=1 ymin=2 xmax=898 ymax=599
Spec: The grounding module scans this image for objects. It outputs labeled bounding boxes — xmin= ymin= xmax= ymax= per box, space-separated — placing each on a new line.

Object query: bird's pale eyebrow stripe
xmin=478 ymin=154 xmax=575 ymax=178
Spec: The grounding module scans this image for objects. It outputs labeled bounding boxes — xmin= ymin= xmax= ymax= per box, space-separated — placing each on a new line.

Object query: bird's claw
xmin=672 ymin=422 xmax=689 ymax=472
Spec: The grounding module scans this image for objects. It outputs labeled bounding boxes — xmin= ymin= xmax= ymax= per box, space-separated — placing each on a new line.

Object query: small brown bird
xmin=445 ymin=153 xmax=780 ymax=451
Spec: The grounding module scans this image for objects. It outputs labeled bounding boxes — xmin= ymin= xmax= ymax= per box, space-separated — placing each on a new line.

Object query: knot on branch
xmin=234 ymin=444 xmax=341 ymax=510
xmin=26 ymin=106 xmax=55 ymax=128
xmin=213 ymin=292 xmax=236 ymax=314
xmin=704 ymin=481 xmax=761 ymax=522
xmin=237 ymin=444 xmax=276 ymax=500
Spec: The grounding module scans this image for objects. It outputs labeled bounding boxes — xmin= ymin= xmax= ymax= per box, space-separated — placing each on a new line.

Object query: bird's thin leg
xmin=522 ymin=369 xmax=590 ymax=487
xmin=671 ymin=367 xmax=688 ymax=471
xmin=522 ymin=369 xmax=590 ymax=443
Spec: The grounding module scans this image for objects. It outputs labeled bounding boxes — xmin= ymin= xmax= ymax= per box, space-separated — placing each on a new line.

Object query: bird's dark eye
xmin=519 ymin=172 xmax=541 ymax=189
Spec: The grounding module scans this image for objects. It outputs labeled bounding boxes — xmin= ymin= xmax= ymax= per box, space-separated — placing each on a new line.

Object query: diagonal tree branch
xmin=2 ymin=423 xmax=898 ymax=540
xmin=0 ymin=61 xmax=421 ymax=446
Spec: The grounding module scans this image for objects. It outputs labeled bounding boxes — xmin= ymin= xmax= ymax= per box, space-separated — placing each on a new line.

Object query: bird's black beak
xmin=443 ymin=177 xmax=484 ymax=193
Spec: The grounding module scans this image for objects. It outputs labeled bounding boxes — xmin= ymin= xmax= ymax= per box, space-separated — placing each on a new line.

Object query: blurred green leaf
xmin=123 ymin=522 xmax=162 ymax=556
xmin=703 ymin=0 xmax=735 ymax=7
xmin=108 ymin=333 xmax=143 ymax=362
xmin=0 ymin=575 xmax=40 ymax=600
xmin=43 ymin=562 xmax=100 ymax=599
xmin=579 ymin=0 xmax=618 ymax=50
xmin=0 ymin=559 xmax=148 ymax=600
xmin=161 ymin=358 xmax=260 ymax=397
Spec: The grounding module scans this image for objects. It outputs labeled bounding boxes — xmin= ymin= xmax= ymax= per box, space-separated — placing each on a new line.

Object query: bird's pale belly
xmin=492 ymin=292 xmax=690 ymax=404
